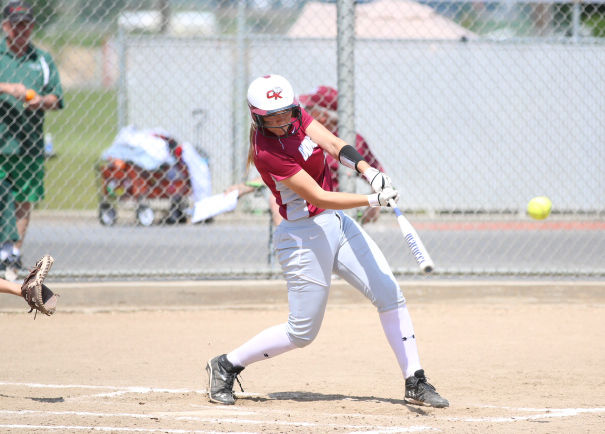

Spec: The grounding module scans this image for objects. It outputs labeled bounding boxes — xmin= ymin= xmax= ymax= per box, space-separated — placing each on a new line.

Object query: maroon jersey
xmin=326 ymin=132 xmax=384 ymax=192
xmin=253 ymin=108 xmax=332 ymax=221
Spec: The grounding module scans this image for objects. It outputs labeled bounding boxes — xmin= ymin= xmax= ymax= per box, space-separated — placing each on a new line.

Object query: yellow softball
xmin=527 ymin=196 xmax=552 ymax=220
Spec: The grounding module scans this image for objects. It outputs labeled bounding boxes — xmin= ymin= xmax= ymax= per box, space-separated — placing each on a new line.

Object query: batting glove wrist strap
xmin=368 ymin=188 xmax=400 ymax=207
xmin=368 ymin=193 xmax=380 ymax=207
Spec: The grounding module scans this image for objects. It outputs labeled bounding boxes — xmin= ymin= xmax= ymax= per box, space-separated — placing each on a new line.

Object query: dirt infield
xmin=1 ymin=280 xmax=604 ymax=433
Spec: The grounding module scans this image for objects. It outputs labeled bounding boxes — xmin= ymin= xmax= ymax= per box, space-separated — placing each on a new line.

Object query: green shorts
xmin=0 ymin=155 xmax=45 ymax=203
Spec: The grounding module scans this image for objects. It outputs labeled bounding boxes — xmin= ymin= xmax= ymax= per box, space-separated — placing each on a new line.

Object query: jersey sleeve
xmin=255 ymin=147 xmax=302 ymax=182
xmin=300 ymin=107 xmax=314 ymax=130
xmin=42 ymin=52 xmax=64 ymax=109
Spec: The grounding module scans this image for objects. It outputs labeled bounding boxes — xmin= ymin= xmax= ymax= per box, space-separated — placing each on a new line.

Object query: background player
xmin=299 ymin=85 xmax=385 ymax=224
xmin=206 ymin=74 xmax=448 ymax=408
xmin=0 ymin=1 xmax=65 ymax=279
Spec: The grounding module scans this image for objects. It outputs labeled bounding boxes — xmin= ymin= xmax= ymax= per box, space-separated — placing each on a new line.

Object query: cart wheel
xmin=99 ymin=202 xmax=117 ymax=226
xmin=165 ymin=197 xmax=188 ymax=225
xmin=136 ymin=205 xmax=155 ymax=227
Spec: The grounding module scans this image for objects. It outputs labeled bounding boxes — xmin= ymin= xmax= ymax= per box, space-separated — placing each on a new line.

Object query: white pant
xmin=274 ymin=210 xmax=405 ymax=347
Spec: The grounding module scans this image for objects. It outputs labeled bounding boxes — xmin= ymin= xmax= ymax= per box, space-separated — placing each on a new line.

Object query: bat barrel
xmin=420 ymin=262 xmax=434 ymax=274
xmin=389 ymin=200 xmax=435 ymax=274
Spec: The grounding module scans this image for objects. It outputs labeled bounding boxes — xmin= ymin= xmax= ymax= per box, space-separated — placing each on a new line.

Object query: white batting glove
xmin=368 ymin=187 xmax=399 ymax=207
xmin=363 ymin=167 xmax=393 ymax=193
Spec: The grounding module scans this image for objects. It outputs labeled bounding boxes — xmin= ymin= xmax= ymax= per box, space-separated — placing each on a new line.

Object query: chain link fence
xmin=1 ymin=0 xmax=603 ymax=280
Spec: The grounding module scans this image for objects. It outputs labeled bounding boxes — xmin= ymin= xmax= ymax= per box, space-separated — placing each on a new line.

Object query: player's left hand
xmin=363 ymin=167 xmax=393 ymax=193
xmin=368 ymin=187 xmax=399 ymax=207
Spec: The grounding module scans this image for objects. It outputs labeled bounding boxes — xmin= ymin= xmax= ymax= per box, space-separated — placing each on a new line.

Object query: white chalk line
xmin=0 ymin=381 xmax=273 ymax=404
xmin=0 ymin=409 xmax=434 ymax=432
xmin=0 ymin=381 xmax=204 ymax=399
xmin=3 ymin=382 xmax=604 ymax=430
xmin=0 ymin=381 xmax=191 ymax=392
xmin=349 ymin=429 xmax=435 ymax=434
xmin=0 ymin=425 xmax=253 ymax=434
xmin=444 ymin=405 xmax=605 ymax=423
xmin=0 ymin=425 xmax=433 ymax=434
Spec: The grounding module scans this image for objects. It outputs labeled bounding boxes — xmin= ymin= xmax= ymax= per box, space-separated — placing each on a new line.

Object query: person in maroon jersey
xmin=206 ymin=74 xmax=448 ymax=409
xmin=228 ymin=85 xmax=384 ymax=225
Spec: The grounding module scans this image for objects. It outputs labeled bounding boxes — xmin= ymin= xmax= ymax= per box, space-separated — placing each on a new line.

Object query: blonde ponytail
xmin=246 ymin=125 xmax=256 ymax=172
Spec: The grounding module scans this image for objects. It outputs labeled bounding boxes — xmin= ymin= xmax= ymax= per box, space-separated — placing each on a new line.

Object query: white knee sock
xmin=379 ymin=304 xmax=422 ymax=378
xmin=227 ymin=323 xmax=297 ymax=368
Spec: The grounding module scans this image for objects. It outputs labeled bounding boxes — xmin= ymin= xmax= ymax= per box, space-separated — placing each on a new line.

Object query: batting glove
xmin=363 ymin=167 xmax=393 ymax=193
xmin=368 ymin=187 xmax=399 ymax=207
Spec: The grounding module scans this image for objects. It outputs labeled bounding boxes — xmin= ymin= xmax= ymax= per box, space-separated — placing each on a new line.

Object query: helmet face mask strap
xmin=255 ymin=106 xmax=301 ymax=136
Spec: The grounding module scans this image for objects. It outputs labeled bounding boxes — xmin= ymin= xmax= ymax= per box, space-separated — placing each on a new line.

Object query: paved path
xmin=19 ymin=213 xmax=605 ymax=279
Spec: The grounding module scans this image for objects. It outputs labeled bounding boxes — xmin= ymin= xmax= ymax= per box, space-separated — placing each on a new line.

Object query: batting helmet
xmin=247 ymin=74 xmax=301 ymax=135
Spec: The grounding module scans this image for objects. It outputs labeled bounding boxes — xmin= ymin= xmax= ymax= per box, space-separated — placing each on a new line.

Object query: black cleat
xmin=405 ymin=369 xmax=449 ymax=408
xmin=206 ymin=354 xmax=244 ymax=405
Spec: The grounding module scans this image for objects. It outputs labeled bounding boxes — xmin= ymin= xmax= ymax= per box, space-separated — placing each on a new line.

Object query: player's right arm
xmin=280 ymin=169 xmax=398 ymax=210
xmin=0 ymin=82 xmax=27 ymax=99
xmin=0 ymin=83 xmax=59 ymax=110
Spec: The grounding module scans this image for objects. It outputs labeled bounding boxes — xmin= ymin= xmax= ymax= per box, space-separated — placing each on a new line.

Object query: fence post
xmin=233 ymin=1 xmax=248 ymax=185
xmin=572 ymin=0 xmax=581 ymax=42
xmin=337 ymin=0 xmax=356 ymax=196
xmin=117 ymin=26 xmax=127 ymax=130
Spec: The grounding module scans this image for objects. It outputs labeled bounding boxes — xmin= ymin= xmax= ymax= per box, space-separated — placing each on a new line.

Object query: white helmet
xmin=247 ymin=74 xmax=301 ymax=134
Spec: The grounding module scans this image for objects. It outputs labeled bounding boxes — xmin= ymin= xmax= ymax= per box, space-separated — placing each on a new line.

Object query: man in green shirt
xmin=0 ymin=1 xmax=63 ymax=280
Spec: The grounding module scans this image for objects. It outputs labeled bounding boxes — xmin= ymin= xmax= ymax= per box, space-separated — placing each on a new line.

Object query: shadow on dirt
xmin=245 ymin=391 xmax=428 ymax=412
xmin=0 ymin=393 xmax=64 ymax=403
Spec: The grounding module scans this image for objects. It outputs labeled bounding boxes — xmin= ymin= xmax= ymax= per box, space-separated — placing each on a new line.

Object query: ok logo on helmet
xmin=266 ymin=88 xmax=283 ymax=100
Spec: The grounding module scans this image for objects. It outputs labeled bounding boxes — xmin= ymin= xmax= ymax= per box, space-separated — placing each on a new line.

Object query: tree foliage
xmin=28 ymin=0 xmax=59 ymax=28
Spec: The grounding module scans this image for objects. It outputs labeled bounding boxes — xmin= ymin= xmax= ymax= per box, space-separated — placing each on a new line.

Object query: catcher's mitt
xmin=21 ymin=255 xmax=58 ymax=318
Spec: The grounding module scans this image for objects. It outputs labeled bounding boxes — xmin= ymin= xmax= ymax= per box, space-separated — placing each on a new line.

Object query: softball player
xmin=207 ymin=74 xmax=448 ymax=408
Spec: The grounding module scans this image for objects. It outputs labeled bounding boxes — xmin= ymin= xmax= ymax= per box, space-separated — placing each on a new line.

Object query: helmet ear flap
xmin=291 ymin=106 xmax=302 ymax=133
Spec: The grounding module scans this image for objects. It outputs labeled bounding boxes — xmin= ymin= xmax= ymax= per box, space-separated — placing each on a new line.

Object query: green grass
xmin=43 ymin=88 xmax=118 ymax=210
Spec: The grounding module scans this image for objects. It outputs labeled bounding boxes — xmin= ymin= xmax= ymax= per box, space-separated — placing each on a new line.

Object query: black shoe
xmin=206 ymin=354 xmax=244 ymax=405
xmin=405 ymin=369 xmax=449 ymax=408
